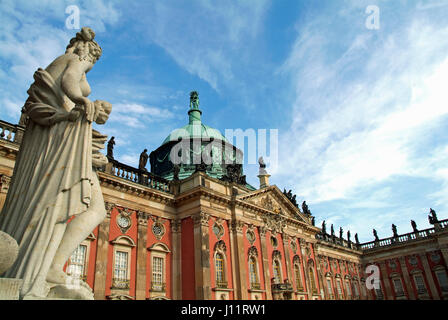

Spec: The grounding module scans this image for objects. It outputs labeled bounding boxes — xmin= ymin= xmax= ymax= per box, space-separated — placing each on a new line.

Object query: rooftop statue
xmin=189 ymin=91 xmax=199 ymax=110
xmin=0 ymin=27 xmax=111 ymax=299
xmin=321 ymin=220 xmax=326 ymax=234
xmin=411 ymin=220 xmax=418 ymax=233
xmin=302 ymin=201 xmax=311 ymax=216
xmin=258 ymin=156 xmax=268 ymax=175
xmin=392 ymin=224 xmax=398 ymax=238
xmin=373 ymin=229 xmax=379 ymax=241
xmin=107 ymin=136 xmax=115 ymax=159
xmin=355 ymin=233 xmax=360 ymax=245
xmin=139 ymin=149 xmax=149 ymax=171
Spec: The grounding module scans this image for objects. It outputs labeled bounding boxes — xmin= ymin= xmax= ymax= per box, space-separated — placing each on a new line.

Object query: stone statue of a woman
xmin=0 ymin=27 xmax=111 ymax=299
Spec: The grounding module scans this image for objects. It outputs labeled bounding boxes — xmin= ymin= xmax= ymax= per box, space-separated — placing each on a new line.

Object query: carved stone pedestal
xmin=0 ymin=278 xmax=22 ymax=300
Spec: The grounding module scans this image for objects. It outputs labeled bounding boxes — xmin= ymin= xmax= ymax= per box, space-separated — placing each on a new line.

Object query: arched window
xmin=308 ymin=267 xmax=317 ymax=294
xmin=249 ymin=256 xmax=259 ymax=288
xmin=293 ymin=256 xmax=303 ymax=290
xmin=215 ymin=253 xmax=226 ymax=287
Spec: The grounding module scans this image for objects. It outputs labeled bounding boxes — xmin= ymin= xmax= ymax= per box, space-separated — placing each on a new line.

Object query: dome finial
xmin=188 ymin=91 xmax=202 ymax=124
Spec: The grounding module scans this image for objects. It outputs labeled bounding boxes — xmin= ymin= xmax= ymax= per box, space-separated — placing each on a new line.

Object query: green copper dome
xmin=150 ymin=91 xmax=255 ymax=190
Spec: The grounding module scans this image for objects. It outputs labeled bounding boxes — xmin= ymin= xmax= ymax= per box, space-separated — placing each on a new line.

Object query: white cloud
xmin=276 ymin=15 xmax=448 ymax=208
xmin=136 ymin=1 xmax=269 ymax=90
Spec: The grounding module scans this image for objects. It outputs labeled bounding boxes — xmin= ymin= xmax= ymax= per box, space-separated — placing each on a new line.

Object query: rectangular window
xmin=326 ymin=279 xmax=333 ymax=296
xmin=345 ymin=281 xmax=351 ymax=297
xmin=114 ymin=251 xmax=128 ymax=281
xmin=352 ymin=282 xmax=359 ymax=297
xmin=67 ymin=244 xmax=87 ymax=280
xmin=414 ymin=275 xmax=426 ymax=293
xmin=435 ymin=271 xmax=448 ymax=292
xmin=393 ymin=278 xmax=404 ymax=296
xmin=336 ymin=280 xmax=343 ymax=297
xmin=152 ymin=256 xmax=164 ymax=291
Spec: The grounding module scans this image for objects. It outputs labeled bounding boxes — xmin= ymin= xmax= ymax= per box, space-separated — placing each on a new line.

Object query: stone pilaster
xmin=282 ymin=235 xmax=293 ymax=284
xmin=299 ymin=238 xmax=309 ymax=299
xmin=172 ymin=219 xmax=182 ymax=300
xmin=93 ymin=202 xmax=113 ymax=300
xmin=419 ymin=252 xmax=440 ymax=299
xmin=378 ymin=262 xmax=393 ymax=300
xmin=0 ymin=174 xmax=10 ymax=211
xmin=192 ymin=211 xmax=211 ymax=300
xmin=229 ymin=219 xmax=247 ymax=299
xmin=259 ymin=226 xmax=272 ymax=300
xmin=135 ymin=211 xmax=149 ymax=300
xmin=439 ymin=246 xmax=448 ymax=269
xmin=398 ymin=257 xmax=415 ymax=299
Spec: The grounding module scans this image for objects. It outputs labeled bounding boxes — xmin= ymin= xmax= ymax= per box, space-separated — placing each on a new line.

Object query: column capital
xmin=231 ymin=219 xmax=245 ymax=234
xmin=104 ymin=201 xmax=115 ymax=218
xmin=0 ymin=174 xmax=11 ymax=193
xmin=172 ymin=219 xmax=182 ymax=233
xmin=137 ymin=211 xmax=150 ymax=226
xmin=193 ymin=211 xmax=210 ymax=227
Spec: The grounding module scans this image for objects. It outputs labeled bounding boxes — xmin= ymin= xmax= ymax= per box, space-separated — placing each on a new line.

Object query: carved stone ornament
xmin=248 ymin=246 xmax=258 ymax=258
xmin=430 ymin=252 xmax=441 ymax=263
xmin=171 ymin=219 xmax=181 ymax=233
xmin=193 ymin=212 xmax=210 ymax=227
xmin=409 ymin=256 xmax=418 ymax=266
xmin=270 ymin=236 xmax=279 ymax=248
xmin=116 ymin=209 xmax=132 ymax=234
xmin=231 ymin=220 xmax=244 ymax=234
xmin=388 ymin=260 xmax=397 ymax=269
xmin=262 ymin=212 xmax=286 ymax=233
xmin=105 ymin=201 xmax=115 ymax=218
xmin=293 ymin=255 xmax=301 ymax=265
xmin=212 ymin=222 xmax=225 ymax=240
xmin=246 ymin=229 xmax=256 ymax=245
xmin=151 ymin=219 xmax=166 ymax=240
xmin=214 ymin=240 xmax=227 ymax=253
xmin=272 ymin=250 xmax=282 ymax=260
xmin=290 ymin=240 xmax=297 ymax=253
xmin=0 ymin=174 xmax=11 ymax=193
xmin=137 ymin=211 xmax=150 ymax=226
xmin=299 ymin=238 xmax=307 ymax=248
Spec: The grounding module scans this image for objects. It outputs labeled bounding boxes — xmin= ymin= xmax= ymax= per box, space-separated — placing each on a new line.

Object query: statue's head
xmin=66 ymin=27 xmax=102 ymax=64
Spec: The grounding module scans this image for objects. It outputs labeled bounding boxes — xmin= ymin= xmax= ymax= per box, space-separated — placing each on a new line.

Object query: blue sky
xmin=1 ymin=0 xmax=448 ymax=242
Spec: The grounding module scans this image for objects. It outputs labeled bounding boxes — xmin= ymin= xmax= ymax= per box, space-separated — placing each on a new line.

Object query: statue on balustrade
xmin=392 ymin=224 xmax=398 ymax=238
xmin=339 ymin=227 xmax=343 ymax=239
xmin=139 ymin=149 xmax=149 ymax=171
xmin=0 ymin=27 xmax=111 ymax=300
xmin=347 ymin=230 xmax=351 ymax=243
xmin=428 ymin=208 xmax=438 ymax=224
xmin=411 ymin=220 xmax=418 ymax=233
xmin=373 ymin=229 xmax=379 ymax=241
xmin=107 ymin=136 xmax=115 ymax=159
xmin=354 ymin=233 xmax=360 ymax=245
xmin=321 ymin=220 xmax=326 ymax=235
xmin=330 ymin=224 xmax=335 ymax=237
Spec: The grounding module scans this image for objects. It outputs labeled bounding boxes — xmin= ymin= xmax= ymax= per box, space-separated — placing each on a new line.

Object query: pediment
xmin=237 ymin=186 xmax=310 ymax=224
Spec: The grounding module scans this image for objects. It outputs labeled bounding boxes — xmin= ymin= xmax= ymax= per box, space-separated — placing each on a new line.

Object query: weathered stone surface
xmin=0 ymin=231 xmax=18 ymax=275
xmin=0 ymin=278 xmax=22 ymax=300
xmin=46 ymin=282 xmax=94 ymax=300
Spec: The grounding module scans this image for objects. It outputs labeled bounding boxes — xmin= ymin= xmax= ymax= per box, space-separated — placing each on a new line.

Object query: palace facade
xmin=0 ymin=94 xmax=447 ymax=300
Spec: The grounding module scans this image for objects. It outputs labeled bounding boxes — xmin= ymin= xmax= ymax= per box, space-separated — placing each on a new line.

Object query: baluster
xmin=0 ymin=125 xmax=5 ymax=139
xmin=6 ymin=129 xmax=12 ymax=141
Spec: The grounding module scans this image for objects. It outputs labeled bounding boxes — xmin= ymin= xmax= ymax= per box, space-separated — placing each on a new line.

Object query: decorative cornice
xmin=98 ymin=172 xmax=175 ymax=206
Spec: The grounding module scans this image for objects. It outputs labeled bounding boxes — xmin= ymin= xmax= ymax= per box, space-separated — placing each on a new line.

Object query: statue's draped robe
xmin=0 ymin=68 xmax=93 ymax=298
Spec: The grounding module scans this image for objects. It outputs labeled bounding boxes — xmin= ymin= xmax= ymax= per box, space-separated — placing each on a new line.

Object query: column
xmin=192 ymin=211 xmax=211 ymax=300
xmin=259 ymin=226 xmax=272 ymax=300
xmin=299 ymin=239 xmax=309 ymax=299
xmin=135 ymin=211 xmax=149 ymax=300
xmin=171 ymin=219 xmax=182 ymax=300
xmin=378 ymin=262 xmax=393 ymax=300
xmin=230 ymin=219 xmax=247 ymax=299
xmin=93 ymin=202 xmax=113 ymax=300
xmin=419 ymin=252 xmax=440 ymax=299
xmin=398 ymin=256 xmax=415 ymax=299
